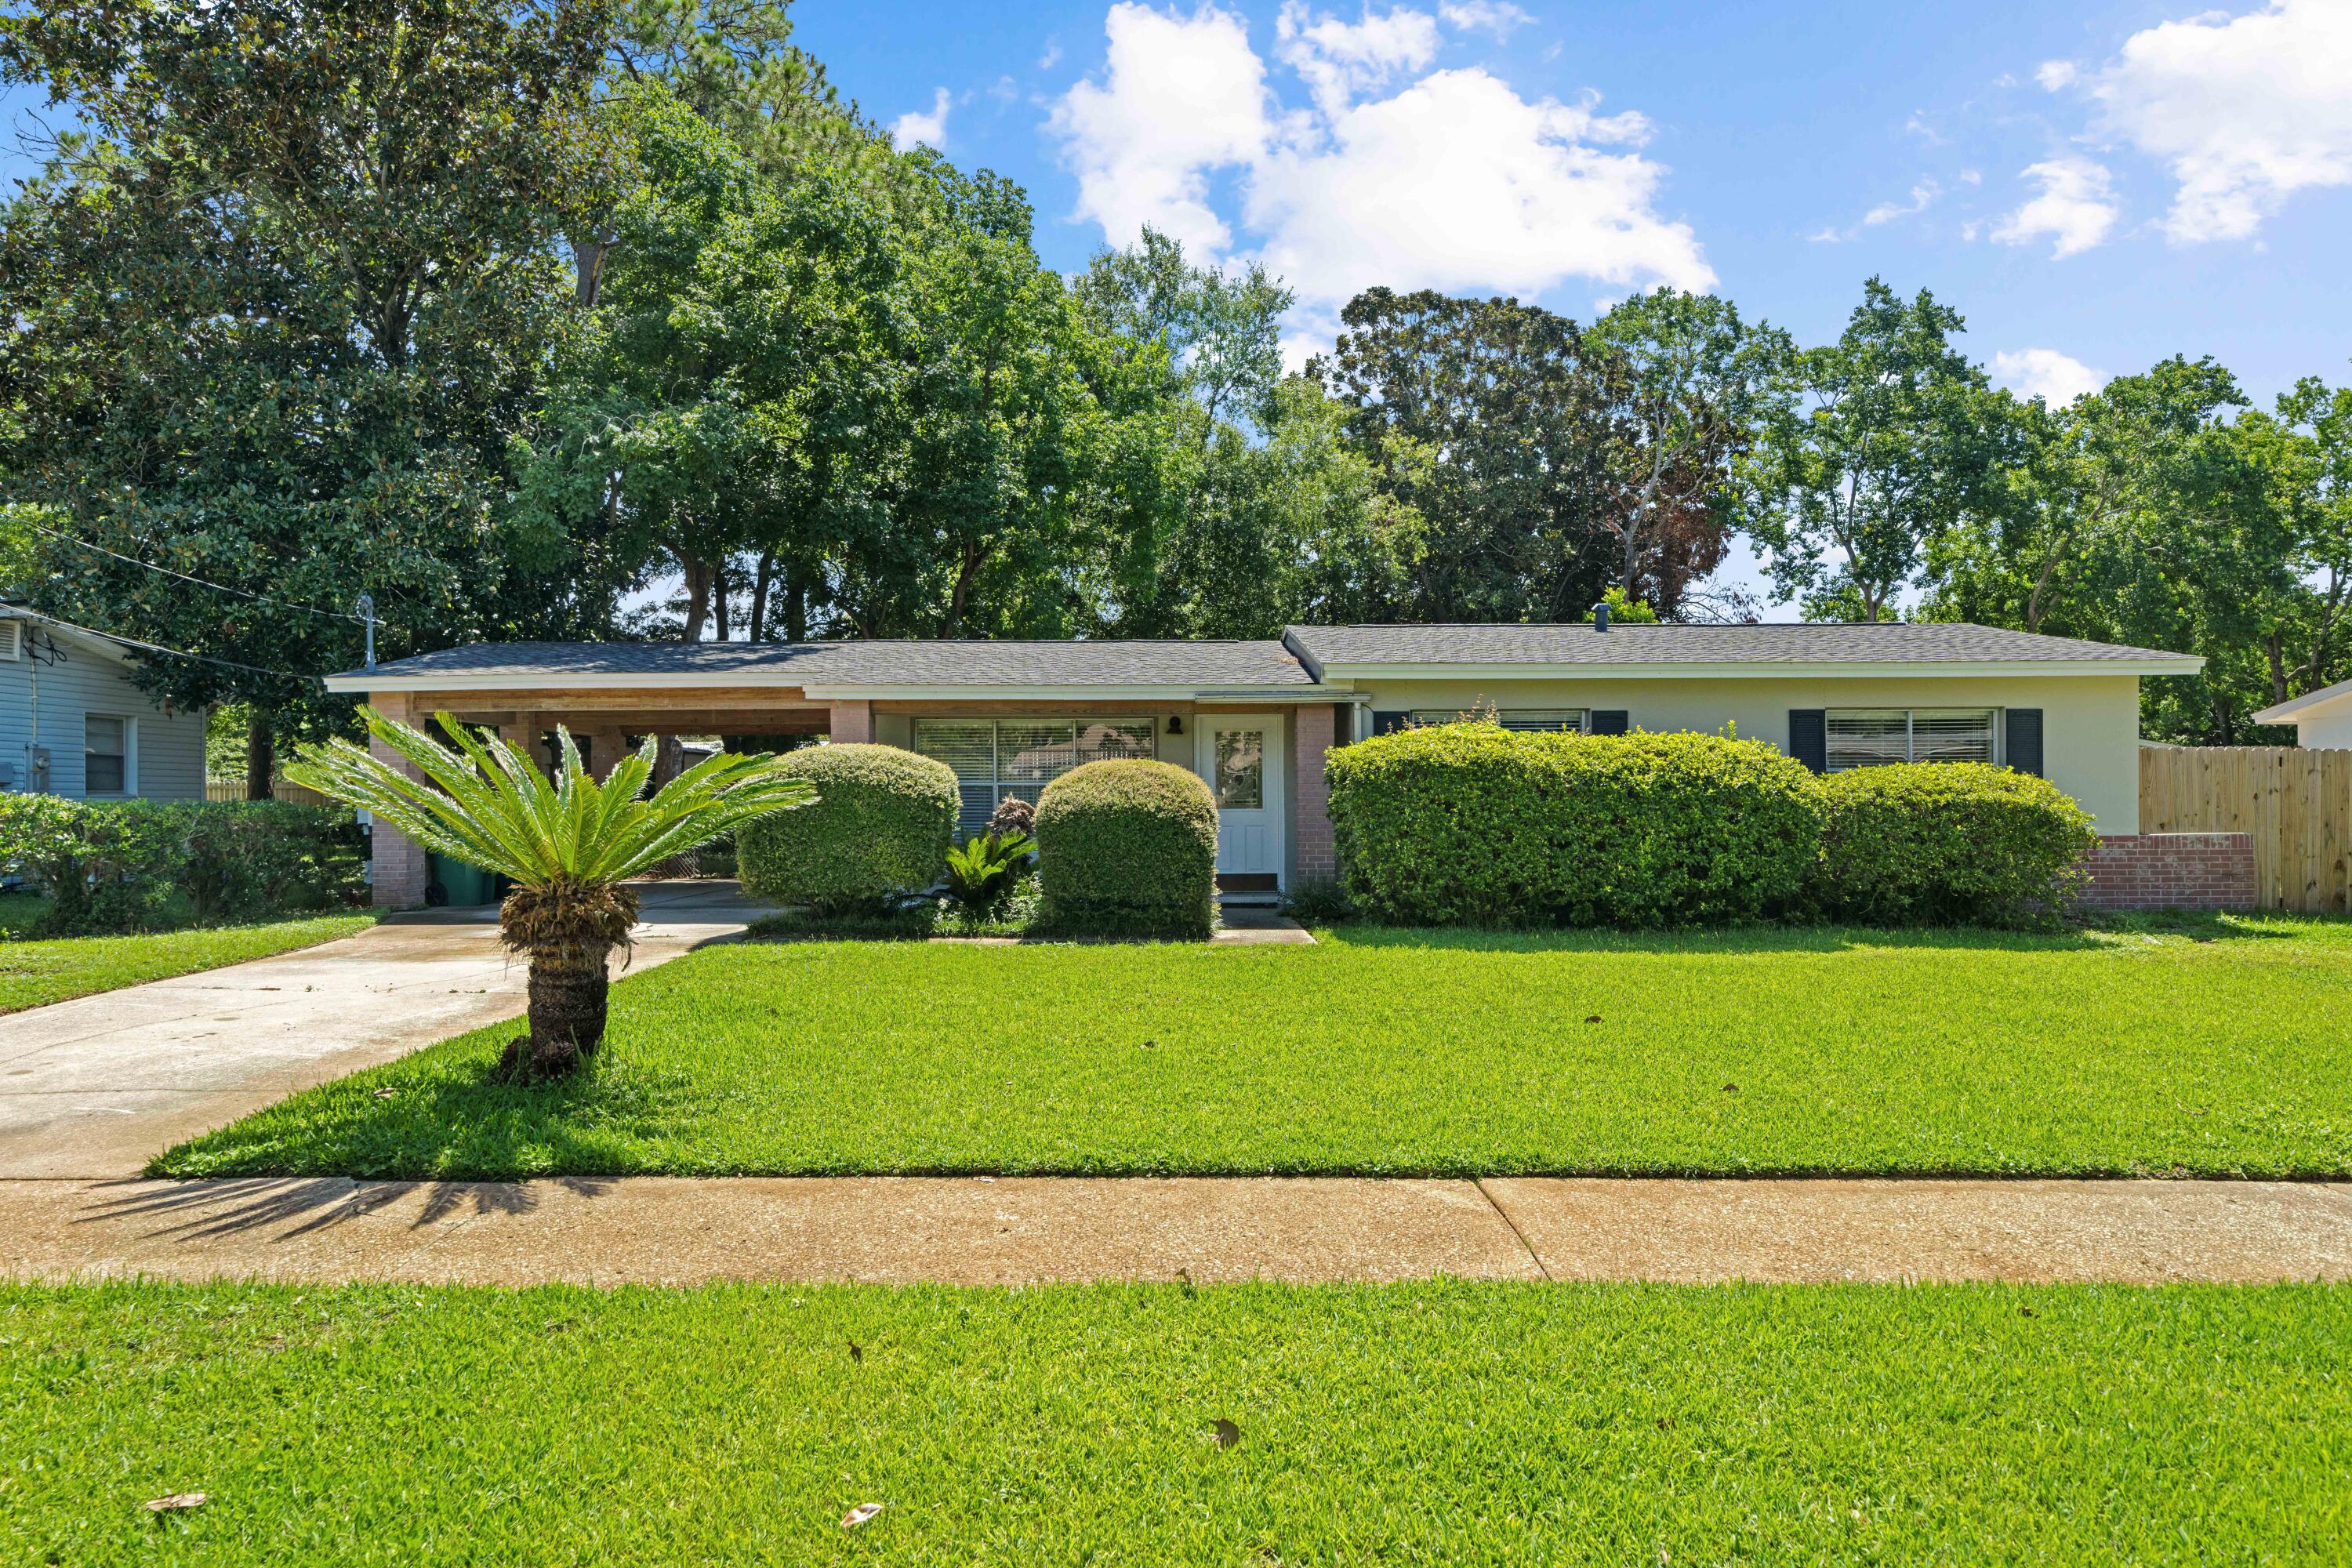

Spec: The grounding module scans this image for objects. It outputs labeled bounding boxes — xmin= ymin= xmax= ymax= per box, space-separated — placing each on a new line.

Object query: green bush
xmin=1033 ymin=759 xmax=1217 ymax=939
xmin=1327 ymin=723 xmax=1824 ymax=927
xmin=0 ymin=796 xmax=365 ymax=935
xmin=1812 ymin=763 xmax=2096 ymax=926
xmin=735 ymin=744 xmax=957 ymax=912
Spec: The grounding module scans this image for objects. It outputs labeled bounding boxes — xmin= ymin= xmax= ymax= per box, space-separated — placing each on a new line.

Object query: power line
xmin=5 ymin=605 xmax=324 ymax=683
xmin=26 ymin=521 xmax=369 ymax=623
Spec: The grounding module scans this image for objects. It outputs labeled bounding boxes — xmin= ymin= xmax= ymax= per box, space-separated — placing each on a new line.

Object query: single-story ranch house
xmin=329 ymin=620 xmax=2239 ymax=911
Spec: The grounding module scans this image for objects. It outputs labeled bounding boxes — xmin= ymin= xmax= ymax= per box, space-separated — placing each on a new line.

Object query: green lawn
xmin=2 ymin=1282 xmax=2344 ymax=1566
xmin=0 ymin=905 xmax=376 ymax=1015
xmin=157 ymin=915 xmax=2352 ymax=1179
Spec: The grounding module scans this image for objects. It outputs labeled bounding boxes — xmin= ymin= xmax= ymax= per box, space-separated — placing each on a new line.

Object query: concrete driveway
xmin=0 ymin=881 xmax=772 ymax=1179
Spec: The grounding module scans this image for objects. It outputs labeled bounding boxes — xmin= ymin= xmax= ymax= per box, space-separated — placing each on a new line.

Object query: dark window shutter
xmin=1372 ymin=711 xmax=1411 ymax=735
xmin=2008 ymin=709 xmax=2044 ymax=776
xmin=1788 ymin=710 xmax=1827 ymax=771
xmin=1589 ymin=710 xmax=1630 ymax=735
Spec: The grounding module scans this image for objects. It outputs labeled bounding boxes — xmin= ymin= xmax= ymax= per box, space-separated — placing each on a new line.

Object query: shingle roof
xmin=1286 ymin=622 xmax=2197 ymax=670
xmin=333 ymin=639 xmax=1317 ymax=688
xmin=332 ymin=621 xmax=2200 ymax=692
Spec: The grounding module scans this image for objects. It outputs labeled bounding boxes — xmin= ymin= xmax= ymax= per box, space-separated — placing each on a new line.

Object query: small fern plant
xmin=939 ymin=829 xmax=1034 ymax=918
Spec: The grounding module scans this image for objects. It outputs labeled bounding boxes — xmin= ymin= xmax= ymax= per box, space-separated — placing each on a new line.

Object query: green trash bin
xmin=427 ymin=853 xmax=498 ymax=908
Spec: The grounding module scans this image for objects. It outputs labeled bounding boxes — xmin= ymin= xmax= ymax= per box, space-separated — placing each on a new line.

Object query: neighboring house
xmin=0 ymin=606 xmax=209 ymax=801
xmin=328 ymin=621 xmax=2203 ymax=909
xmin=2253 ymin=680 xmax=2352 ymax=747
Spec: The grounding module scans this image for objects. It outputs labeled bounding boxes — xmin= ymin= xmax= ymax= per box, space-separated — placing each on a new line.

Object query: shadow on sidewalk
xmin=71 ymin=1174 xmax=617 ymax=1243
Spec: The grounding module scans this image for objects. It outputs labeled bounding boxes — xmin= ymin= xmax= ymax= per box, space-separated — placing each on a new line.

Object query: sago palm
xmin=288 ymin=707 xmax=815 ymax=1080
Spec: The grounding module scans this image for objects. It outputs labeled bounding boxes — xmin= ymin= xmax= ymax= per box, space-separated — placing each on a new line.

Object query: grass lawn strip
xmin=0 ymin=911 xmax=377 ymax=1015
xmin=3 ymin=1280 xmax=2343 ymax=1566
xmin=156 ymin=915 xmax=2352 ymax=1180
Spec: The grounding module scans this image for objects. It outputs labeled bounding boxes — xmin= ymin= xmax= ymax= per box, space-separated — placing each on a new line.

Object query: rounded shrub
xmin=735 ymin=743 xmax=957 ymax=912
xmin=1812 ymin=762 xmax=2096 ymax=927
xmin=1033 ymin=759 xmax=1218 ymax=939
xmin=1326 ymin=723 xmax=1824 ymax=927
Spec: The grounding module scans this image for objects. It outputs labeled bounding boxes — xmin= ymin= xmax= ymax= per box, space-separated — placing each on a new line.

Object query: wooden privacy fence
xmin=2139 ymin=746 xmax=2352 ymax=913
xmin=205 ymin=779 xmax=336 ymax=808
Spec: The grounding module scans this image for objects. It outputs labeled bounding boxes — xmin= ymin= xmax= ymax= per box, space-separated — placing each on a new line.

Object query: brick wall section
xmin=2080 ymin=833 xmax=2257 ymax=913
xmin=365 ymin=701 xmax=429 ymax=910
xmin=828 ymin=699 xmax=872 ymax=744
xmin=1292 ymin=702 xmax=1338 ymax=883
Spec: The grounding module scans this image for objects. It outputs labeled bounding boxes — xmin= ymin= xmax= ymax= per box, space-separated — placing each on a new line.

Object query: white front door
xmin=1196 ymin=714 xmax=1286 ymax=893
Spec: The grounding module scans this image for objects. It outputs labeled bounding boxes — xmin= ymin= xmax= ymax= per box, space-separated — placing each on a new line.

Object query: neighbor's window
xmin=85 ymin=714 xmax=129 ymax=795
xmin=1825 ymin=709 xmax=1996 ymax=771
xmin=1213 ymin=729 xmax=1263 ymax=809
xmin=915 ymin=717 xmax=1156 ymax=836
xmin=1410 ymin=709 xmax=1587 ymax=732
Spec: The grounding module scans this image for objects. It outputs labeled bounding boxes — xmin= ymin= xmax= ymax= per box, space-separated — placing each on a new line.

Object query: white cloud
xmin=1994 ymin=348 xmax=2107 ymax=408
xmin=1863 ymin=179 xmax=1940 ymax=227
xmin=1990 ymin=157 xmax=2120 ymax=257
xmin=1439 ymin=0 xmax=1534 ymax=38
xmin=1050 ymin=4 xmax=1274 ymax=256
xmin=1809 ymin=177 xmax=1939 ymax=242
xmin=890 ymin=88 xmax=952 ymax=149
xmin=2034 ymin=60 xmax=2078 ymax=91
xmin=1276 ymin=2 xmax=1439 ymax=118
xmin=2079 ymin=0 xmax=2352 ymax=244
xmin=1038 ymin=38 xmax=1064 ymax=70
xmin=1051 ymin=3 xmax=1714 ymax=309
xmin=1246 ymin=67 xmax=1714 ymax=305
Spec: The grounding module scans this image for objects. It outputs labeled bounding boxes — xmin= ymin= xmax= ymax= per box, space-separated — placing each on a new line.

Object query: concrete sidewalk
xmin=5 ymin=1175 xmax=2347 ymax=1287
xmin=0 ymin=881 xmax=770 ymax=1180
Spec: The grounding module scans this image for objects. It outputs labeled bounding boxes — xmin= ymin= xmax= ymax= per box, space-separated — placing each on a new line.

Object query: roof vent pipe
xmin=1591 ymin=601 xmax=1610 ymax=633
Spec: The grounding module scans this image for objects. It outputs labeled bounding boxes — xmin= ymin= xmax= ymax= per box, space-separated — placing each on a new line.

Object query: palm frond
xmin=285 ymin=709 xmax=817 ymax=889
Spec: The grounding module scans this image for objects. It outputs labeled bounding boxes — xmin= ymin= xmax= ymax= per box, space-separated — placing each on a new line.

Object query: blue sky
xmin=5 ymin=1 xmax=2345 ymax=610
xmin=791 ymin=0 xmax=2350 ymax=607
xmin=793 ymin=0 xmax=2347 ymax=405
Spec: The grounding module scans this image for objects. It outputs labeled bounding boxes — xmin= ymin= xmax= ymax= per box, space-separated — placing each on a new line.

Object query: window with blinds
xmin=1410 ymin=709 xmax=1587 ymax=732
xmin=913 ymin=718 xmax=1158 ymax=835
xmin=1824 ymin=709 xmax=1996 ymax=771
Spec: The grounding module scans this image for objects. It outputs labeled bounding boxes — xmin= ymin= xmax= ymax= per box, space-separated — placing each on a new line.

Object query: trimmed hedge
xmin=1327 ymin=724 xmax=1824 ymax=927
xmin=0 ymin=796 xmax=366 ymax=935
xmin=1813 ymin=762 xmax=2096 ymax=927
xmin=735 ymin=744 xmax=957 ymax=913
xmin=1033 ymin=759 xmax=1218 ymax=939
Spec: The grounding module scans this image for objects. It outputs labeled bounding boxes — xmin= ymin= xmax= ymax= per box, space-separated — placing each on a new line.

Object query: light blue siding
xmin=0 ymin=622 xmax=209 ymax=801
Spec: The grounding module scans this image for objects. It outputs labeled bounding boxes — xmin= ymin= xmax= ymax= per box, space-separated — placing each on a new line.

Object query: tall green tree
xmin=0 ymin=0 xmax=622 ymax=786
xmin=1313 ymin=288 xmax=1634 ymax=622
xmin=1589 ymin=289 xmax=1792 ymax=611
xmin=1752 ymin=278 xmax=2011 ymax=622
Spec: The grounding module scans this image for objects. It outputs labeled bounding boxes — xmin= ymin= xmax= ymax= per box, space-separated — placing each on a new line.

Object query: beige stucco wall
xmin=1347 ymin=673 xmax=2145 ymax=832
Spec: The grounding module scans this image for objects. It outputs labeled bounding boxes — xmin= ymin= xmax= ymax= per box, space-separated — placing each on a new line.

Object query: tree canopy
xmin=2 ymin=0 xmax=2347 ymax=759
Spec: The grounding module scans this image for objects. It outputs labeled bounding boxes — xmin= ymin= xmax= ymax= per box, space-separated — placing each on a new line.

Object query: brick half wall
xmin=365 ymin=702 xmax=430 ymax=909
xmin=1290 ymin=703 xmax=1338 ymax=884
xmin=2080 ymin=833 xmax=2256 ymax=913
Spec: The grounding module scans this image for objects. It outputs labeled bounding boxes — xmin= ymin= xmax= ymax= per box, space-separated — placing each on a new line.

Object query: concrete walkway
xmin=5 ymin=1175 xmax=2347 ymax=1287
xmin=0 ymin=881 xmax=771 ymax=1180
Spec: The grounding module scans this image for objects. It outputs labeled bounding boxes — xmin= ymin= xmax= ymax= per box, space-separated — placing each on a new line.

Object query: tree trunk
xmin=245 ymin=711 xmax=275 ymax=801
xmin=681 ymin=557 xmax=713 ymax=641
xmin=495 ymin=943 xmax=615 ymax=1080
xmin=713 ymin=558 xmax=731 ymax=641
xmin=570 ymin=234 xmax=614 ymax=308
xmin=749 ymin=550 xmax=775 ymax=641
xmin=786 ymin=575 xmax=808 ymax=641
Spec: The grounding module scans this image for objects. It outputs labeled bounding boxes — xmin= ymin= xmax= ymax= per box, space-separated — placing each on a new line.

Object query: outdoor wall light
xmin=1167 ymin=715 xmax=1185 ymax=736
